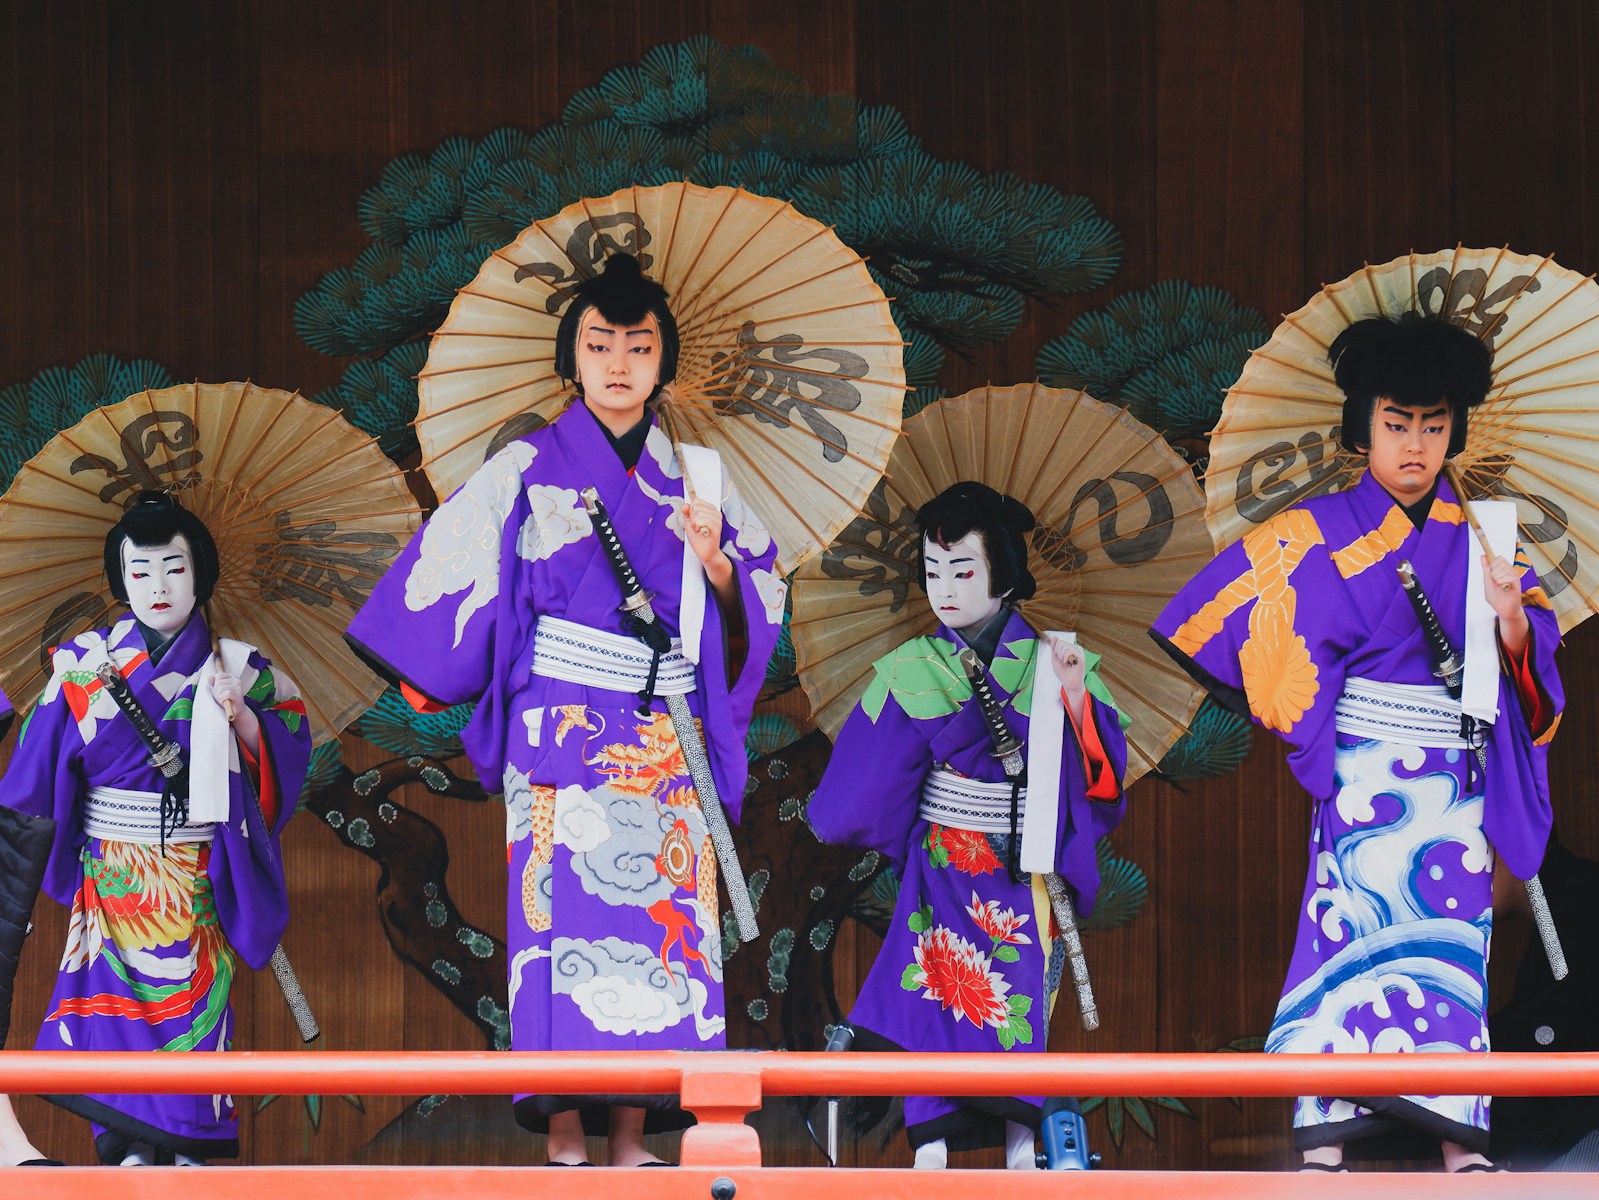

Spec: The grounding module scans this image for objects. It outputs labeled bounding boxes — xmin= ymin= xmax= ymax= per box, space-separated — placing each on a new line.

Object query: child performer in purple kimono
xmin=346 ymin=254 xmax=784 ymax=1166
xmin=0 ymin=491 xmax=312 ymax=1166
xmin=807 ymin=482 xmax=1128 ymax=1170
xmin=1153 ymin=316 xmax=1562 ymax=1172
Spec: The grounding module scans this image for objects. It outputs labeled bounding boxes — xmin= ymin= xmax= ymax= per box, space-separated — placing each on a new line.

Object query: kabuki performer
xmin=0 ymin=491 xmax=312 ymax=1166
xmin=346 ymin=253 xmax=784 ymax=1166
xmin=806 ymin=482 xmax=1128 ymax=1170
xmin=1153 ymin=316 xmax=1563 ymax=1172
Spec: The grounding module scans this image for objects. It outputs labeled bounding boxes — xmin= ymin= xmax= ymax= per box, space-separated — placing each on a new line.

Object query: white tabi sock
xmin=912 ymin=1138 xmax=948 ymax=1169
xmin=120 ymin=1142 xmax=154 ymax=1167
xmin=175 ymin=1153 xmax=208 ymax=1166
xmin=1005 ymin=1120 xmax=1037 ymax=1170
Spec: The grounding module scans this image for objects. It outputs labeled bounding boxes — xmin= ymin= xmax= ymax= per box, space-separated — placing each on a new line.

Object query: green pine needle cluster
xmin=349 ymin=686 xmax=476 ymax=760
xmin=0 ymin=355 xmax=177 ymax=489
xmin=1036 ymin=280 xmax=1265 ymax=438
xmin=1157 ymin=697 xmax=1253 ymax=781
xmin=294 ymin=35 xmax=1121 ymax=459
xmin=313 ymin=342 xmax=428 ymax=461
xmin=1081 ymin=837 xmax=1149 ymax=931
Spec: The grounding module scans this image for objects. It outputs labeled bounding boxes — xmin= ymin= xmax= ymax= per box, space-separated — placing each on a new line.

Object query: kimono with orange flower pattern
xmin=0 ymin=614 xmax=309 ymax=1162
xmin=1153 ymin=471 xmax=1562 ymax=1153
xmin=807 ymin=610 xmax=1127 ymax=1151
xmin=345 ymin=402 xmax=783 ymax=1132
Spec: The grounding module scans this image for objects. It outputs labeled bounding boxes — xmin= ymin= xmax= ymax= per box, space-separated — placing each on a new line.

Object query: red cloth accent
xmin=400 ymin=680 xmax=449 ymax=715
xmin=239 ymin=737 xmax=279 ymax=829
xmin=1504 ymin=633 xmax=1553 ymax=738
xmin=1063 ymin=689 xmax=1119 ymax=800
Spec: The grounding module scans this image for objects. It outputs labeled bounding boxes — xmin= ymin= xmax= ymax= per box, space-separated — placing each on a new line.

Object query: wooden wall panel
xmin=4 ymin=0 xmax=1599 ymax=1174
xmin=257 ymin=0 xmax=413 ymax=396
xmin=0 ymin=0 xmax=108 ymax=382
xmin=1150 ymin=0 xmax=1307 ymax=1172
xmin=1153 ymin=0 xmax=1304 ymax=319
xmin=1303 ymin=0 xmax=1455 ymax=285
xmin=1453 ymin=0 xmax=1599 ymax=265
xmin=104 ymin=0 xmax=260 ymax=379
xmin=708 ymin=0 xmax=856 ymax=94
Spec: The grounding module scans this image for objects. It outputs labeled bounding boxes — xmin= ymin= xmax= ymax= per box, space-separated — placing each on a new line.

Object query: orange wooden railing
xmin=4 ymin=1051 xmax=1598 ymax=1197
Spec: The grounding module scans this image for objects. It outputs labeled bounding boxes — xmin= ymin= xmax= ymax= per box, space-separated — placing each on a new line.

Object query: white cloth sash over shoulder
xmin=531 ymin=616 xmax=696 ymax=695
xmin=1462 ymin=499 xmax=1517 ymax=725
xmin=191 ymin=637 xmax=249 ymax=822
xmin=1020 ymin=631 xmax=1068 ymax=874
xmin=76 ymin=629 xmax=244 ymax=824
xmin=676 ymin=442 xmax=722 ymax=666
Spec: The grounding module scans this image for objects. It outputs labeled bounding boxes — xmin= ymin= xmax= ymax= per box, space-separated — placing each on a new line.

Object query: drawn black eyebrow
xmin=1379 ymin=402 xmax=1449 ymax=420
xmin=584 ymin=324 xmax=655 ymax=338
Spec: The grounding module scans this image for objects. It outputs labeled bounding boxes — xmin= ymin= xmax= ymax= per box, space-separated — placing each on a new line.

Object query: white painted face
xmin=122 ymin=535 xmax=197 ymax=638
xmin=923 ymin=531 xmax=1005 ymax=633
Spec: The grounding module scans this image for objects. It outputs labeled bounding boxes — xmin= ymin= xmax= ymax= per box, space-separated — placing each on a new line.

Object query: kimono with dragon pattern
xmin=346 ymin=400 xmax=784 ymax=1130
xmin=807 ymin=608 xmax=1127 ymax=1151
xmin=1153 ymin=470 xmax=1562 ymax=1153
xmin=1 ymin=614 xmax=309 ymax=1162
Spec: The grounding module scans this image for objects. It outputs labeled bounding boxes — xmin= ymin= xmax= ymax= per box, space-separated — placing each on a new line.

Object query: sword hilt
xmin=1396 ymin=560 xmax=1464 ymax=696
xmin=581 ymin=487 xmax=652 ymax=612
xmin=957 ymin=648 xmax=1024 ymax=770
xmin=96 ymin=662 xmax=186 ymax=782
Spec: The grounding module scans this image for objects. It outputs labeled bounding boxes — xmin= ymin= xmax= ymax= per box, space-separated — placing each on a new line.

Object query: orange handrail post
xmin=678 ymin=1061 xmax=763 ymax=1166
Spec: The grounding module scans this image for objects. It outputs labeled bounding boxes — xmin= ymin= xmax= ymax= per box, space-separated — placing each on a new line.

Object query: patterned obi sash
xmin=81 ymin=785 xmax=215 ymax=845
xmin=1334 ymin=677 xmax=1470 ymax=749
xmin=530 ymin=615 xmax=695 ymax=696
xmin=918 ymin=768 xmax=1025 ymax=833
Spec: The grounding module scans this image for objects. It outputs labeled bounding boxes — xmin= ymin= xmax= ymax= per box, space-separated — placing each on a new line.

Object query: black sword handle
xmin=580 ymin=487 xmax=651 ymax=614
xmin=95 ymin=663 xmax=184 ymax=781
xmin=957 ymin=648 xmax=1024 ymax=767
xmin=580 ymin=487 xmax=671 ymax=712
xmin=1396 ymin=560 xmax=1464 ymax=699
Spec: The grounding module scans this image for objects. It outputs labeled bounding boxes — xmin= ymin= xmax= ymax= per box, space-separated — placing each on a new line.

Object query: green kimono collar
xmin=859 ymin=627 xmax=1128 ymax=730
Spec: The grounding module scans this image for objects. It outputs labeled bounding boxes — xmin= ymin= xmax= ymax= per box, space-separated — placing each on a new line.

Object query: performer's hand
xmin=1482 ymin=553 xmax=1524 ymax=621
xmin=1483 ymin=553 xmax=1530 ymax=656
xmin=1049 ymin=634 xmax=1088 ymax=703
xmin=682 ymin=498 xmax=734 ymax=602
xmin=682 ymin=498 xmax=724 ymax=563
xmin=209 ymin=670 xmax=261 ymax=754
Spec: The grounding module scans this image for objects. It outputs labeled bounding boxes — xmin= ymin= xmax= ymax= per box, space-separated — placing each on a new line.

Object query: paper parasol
xmin=1208 ymin=246 xmax=1599 ymax=633
xmin=791 ymin=383 xmax=1212 ymax=784
xmin=416 ymin=181 xmax=905 ymax=576
xmin=0 ymin=382 xmax=421 ymax=743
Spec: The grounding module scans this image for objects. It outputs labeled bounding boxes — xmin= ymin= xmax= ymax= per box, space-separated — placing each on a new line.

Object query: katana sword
xmin=1394 ymin=561 xmax=1567 ymax=981
xmin=579 ymin=487 xmax=759 ymax=942
xmin=957 ymin=647 xmax=1099 ymax=1031
xmin=1397 ymin=561 xmax=1464 ymax=698
xmin=94 ymin=661 xmax=323 ymax=1039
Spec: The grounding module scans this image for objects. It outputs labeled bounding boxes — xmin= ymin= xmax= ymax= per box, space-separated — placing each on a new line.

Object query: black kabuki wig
xmin=1328 ymin=315 xmax=1492 ymax=457
xmin=553 ymin=252 xmax=680 ymax=395
xmin=104 ymin=490 xmax=221 ymax=606
xmin=915 ymin=481 xmax=1038 ymax=602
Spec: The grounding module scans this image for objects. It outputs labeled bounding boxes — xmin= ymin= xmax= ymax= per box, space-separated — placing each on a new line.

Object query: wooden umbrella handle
xmin=1442 ymin=462 xmax=1497 ymax=560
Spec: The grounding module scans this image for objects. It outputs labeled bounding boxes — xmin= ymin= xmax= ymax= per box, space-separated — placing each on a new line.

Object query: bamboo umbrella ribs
xmin=0 ymin=382 xmax=421 ymax=744
xmin=416 ymin=181 xmax=906 ymax=577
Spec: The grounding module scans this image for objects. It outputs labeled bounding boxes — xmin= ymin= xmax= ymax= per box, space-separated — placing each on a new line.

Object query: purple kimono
xmin=346 ymin=401 xmax=784 ymax=1129
xmin=807 ymin=609 xmax=1128 ymax=1151
xmin=1 ymin=614 xmax=310 ymax=1162
xmin=1154 ymin=471 xmax=1562 ymax=1154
